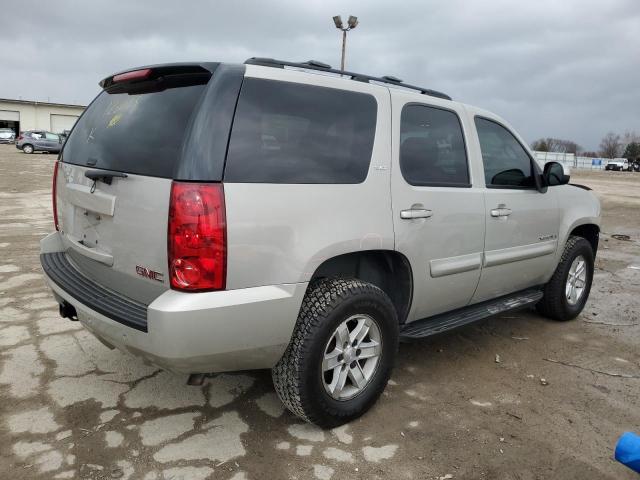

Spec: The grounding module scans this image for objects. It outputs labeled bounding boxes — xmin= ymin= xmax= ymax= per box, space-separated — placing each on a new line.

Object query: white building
xmin=0 ymin=98 xmax=85 ymax=136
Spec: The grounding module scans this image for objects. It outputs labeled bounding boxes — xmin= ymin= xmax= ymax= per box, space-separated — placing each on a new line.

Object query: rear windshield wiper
xmin=85 ymin=170 xmax=128 ymax=186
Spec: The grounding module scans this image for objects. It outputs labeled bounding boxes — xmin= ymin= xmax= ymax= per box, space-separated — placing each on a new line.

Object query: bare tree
xmin=545 ymin=138 xmax=563 ymax=152
xmin=531 ymin=138 xmax=549 ymax=151
xmin=622 ymin=131 xmax=640 ymax=144
xmin=599 ymin=132 xmax=621 ymax=158
xmin=531 ymin=137 xmax=581 ymax=154
xmin=621 ymin=131 xmax=640 ymax=155
xmin=557 ymin=140 xmax=581 ymax=154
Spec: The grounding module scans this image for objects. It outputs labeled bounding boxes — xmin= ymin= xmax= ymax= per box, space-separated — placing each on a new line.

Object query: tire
xmin=22 ymin=144 xmax=34 ymax=154
xmin=536 ymin=236 xmax=594 ymax=321
xmin=272 ymin=278 xmax=398 ymax=428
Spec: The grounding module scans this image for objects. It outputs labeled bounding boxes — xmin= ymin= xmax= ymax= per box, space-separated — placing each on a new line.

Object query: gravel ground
xmin=0 ymin=143 xmax=638 ymax=480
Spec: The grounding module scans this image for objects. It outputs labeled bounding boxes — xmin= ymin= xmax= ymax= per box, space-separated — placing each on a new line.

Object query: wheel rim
xmin=566 ymin=255 xmax=587 ymax=306
xmin=24 ymin=146 xmax=32 ymax=153
xmin=322 ymin=314 xmax=382 ymax=401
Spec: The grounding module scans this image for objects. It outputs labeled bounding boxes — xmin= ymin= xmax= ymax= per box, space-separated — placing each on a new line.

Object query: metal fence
xmin=533 ymin=151 xmax=605 ymax=170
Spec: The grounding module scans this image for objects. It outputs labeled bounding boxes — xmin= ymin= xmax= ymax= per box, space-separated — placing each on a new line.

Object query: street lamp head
xmin=347 ymin=15 xmax=358 ymax=29
xmin=333 ymin=15 xmax=344 ymax=29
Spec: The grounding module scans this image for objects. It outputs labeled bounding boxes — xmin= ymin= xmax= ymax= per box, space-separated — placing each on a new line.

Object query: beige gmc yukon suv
xmin=41 ymin=58 xmax=600 ymax=427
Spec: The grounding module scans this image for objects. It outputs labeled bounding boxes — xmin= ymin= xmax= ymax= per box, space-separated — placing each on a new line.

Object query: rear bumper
xmin=40 ymin=232 xmax=306 ymax=373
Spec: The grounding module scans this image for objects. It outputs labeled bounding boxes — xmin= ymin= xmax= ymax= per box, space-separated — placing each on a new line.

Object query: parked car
xmin=40 ymin=59 xmax=601 ymax=427
xmin=16 ymin=130 xmax=63 ymax=154
xmin=604 ymin=158 xmax=629 ymax=171
xmin=0 ymin=128 xmax=15 ymax=144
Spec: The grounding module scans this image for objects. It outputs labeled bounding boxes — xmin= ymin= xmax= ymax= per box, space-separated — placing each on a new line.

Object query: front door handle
xmin=400 ymin=208 xmax=433 ymax=220
xmin=490 ymin=207 xmax=512 ymax=218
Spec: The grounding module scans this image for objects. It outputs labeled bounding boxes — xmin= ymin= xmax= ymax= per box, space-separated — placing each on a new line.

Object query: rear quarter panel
xmin=224 ymin=66 xmax=394 ymax=289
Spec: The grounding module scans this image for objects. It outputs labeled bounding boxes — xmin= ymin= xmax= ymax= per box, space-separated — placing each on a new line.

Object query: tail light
xmin=52 ymin=161 xmax=60 ymax=231
xmin=17 ymin=135 xmax=23 ymax=141
xmin=168 ymin=182 xmax=226 ymax=291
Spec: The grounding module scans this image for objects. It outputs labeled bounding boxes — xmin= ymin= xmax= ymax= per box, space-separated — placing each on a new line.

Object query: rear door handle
xmin=400 ymin=208 xmax=433 ymax=219
xmin=490 ymin=207 xmax=512 ymax=218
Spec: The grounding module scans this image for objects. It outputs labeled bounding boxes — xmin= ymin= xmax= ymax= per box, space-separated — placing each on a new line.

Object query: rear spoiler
xmin=99 ymin=62 xmax=219 ymax=89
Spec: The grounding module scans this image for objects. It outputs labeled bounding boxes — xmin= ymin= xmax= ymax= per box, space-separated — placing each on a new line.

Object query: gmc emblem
xmin=136 ymin=265 xmax=164 ymax=283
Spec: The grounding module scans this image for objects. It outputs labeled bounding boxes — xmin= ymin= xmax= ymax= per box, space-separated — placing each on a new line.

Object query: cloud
xmin=1 ymin=0 xmax=638 ymax=149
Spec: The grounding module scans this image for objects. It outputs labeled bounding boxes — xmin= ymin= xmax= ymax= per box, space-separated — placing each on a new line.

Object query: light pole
xmin=332 ymin=15 xmax=358 ymax=71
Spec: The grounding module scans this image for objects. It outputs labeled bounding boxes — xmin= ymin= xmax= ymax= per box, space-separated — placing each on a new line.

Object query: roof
xmin=0 ymin=98 xmax=85 ymax=109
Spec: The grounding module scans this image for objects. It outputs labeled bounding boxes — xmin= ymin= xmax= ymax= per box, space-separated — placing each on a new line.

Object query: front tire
xmin=537 ymin=236 xmax=594 ymax=321
xmin=272 ymin=278 xmax=398 ymax=428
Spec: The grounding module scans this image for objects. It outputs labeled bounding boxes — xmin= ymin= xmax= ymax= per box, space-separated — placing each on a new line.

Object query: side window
xmin=400 ymin=105 xmax=469 ymax=187
xmin=474 ymin=117 xmax=535 ymax=188
xmin=224 ymin=78 xmax=377 ymax=184
xmin=45 ymin=132 xmax=59 ymax=141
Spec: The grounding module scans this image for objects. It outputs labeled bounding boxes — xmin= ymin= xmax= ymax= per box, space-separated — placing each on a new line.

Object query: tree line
xmin=531 ymin=131 xmax=640 ymax=159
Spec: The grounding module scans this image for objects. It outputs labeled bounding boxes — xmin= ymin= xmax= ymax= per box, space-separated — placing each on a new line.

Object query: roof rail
xmin=244 ymin=57 xmax=452 ymax=101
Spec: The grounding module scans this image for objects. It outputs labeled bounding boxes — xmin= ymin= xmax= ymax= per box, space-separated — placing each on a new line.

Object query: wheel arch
xmin=569 ymin=223 xmax=600 ymax=255
xmin=309 ymin=250 xmax=413 ymax=324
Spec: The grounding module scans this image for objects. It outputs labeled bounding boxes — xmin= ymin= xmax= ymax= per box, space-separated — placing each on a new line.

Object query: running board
xmin=400 ymin=288 xmax=543 ymax=340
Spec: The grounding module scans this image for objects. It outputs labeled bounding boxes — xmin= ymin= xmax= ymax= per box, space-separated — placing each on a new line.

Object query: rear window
xmin=224 ymin=78 xmax=377 ymax=184
xmin=63 ymin=81 xmax=208 ymax=178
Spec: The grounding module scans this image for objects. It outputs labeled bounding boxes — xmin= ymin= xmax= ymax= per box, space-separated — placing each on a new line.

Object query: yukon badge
xmin=136 ymin=265 xmax=164 ymax=283
xmin=538 ymin=234 xmax=558 ymax=242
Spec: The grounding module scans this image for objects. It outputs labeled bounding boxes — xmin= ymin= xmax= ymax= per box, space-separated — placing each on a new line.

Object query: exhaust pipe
xmin=59 ymin=301 xmax=78 ymax=321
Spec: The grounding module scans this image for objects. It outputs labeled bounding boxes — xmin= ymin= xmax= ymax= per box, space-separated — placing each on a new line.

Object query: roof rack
xmin=244 ymin=57 xmax=452 ymax=101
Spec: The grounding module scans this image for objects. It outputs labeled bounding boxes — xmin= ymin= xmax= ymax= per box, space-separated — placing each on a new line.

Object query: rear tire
xmin=272 ymin=278 xmax=398 ymax=428
xmin=537 ymin=236 xmax=594 ymax=321
xmin=22 ymin=144 xmax=34 ymax=154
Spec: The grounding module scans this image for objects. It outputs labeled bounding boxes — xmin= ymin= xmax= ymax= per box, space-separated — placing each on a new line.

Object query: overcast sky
xmin=1 ymin=0 xmax=638 ymax=150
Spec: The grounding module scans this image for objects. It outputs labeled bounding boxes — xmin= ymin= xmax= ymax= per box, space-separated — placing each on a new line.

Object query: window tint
xmin=224 ymin=78 xmax=377 ymax=184
xmin=474 ymin=117 xmax=535 ymax=188
xmin=400 ymin=105 xmax=469 ymax=187
xmin=63 ymin=82 xmax=207 ymax=178
xmin=45 ymin=132 xmax=59 ymax=141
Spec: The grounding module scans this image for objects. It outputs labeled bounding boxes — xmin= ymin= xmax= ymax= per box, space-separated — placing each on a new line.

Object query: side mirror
xmin=543 ymin=161 xmax=570 ymax=186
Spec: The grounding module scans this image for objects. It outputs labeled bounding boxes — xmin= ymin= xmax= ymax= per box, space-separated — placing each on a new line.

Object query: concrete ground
xmin=0 ymin=143 xmax=638 ymax=480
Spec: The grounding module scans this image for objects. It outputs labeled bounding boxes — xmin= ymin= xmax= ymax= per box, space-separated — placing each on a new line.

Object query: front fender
xmin=555 ymin=185 xmax=601 ymax=262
